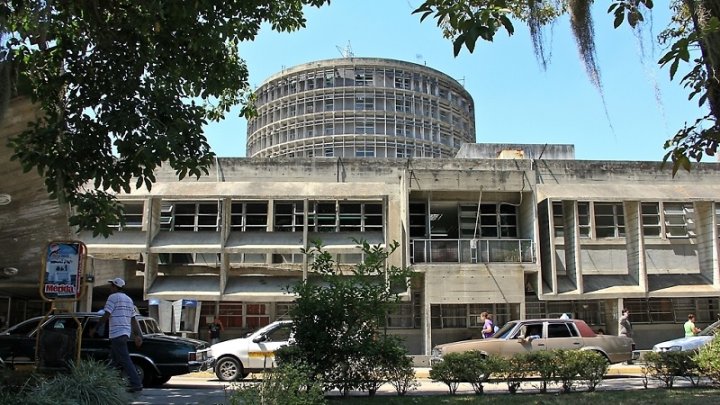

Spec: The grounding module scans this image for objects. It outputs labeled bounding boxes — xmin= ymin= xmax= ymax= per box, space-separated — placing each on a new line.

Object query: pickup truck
xmin=431 ymin=318 xmax=636 ymax=365
xmin=0 ymin=312 xmax=214 ymax=387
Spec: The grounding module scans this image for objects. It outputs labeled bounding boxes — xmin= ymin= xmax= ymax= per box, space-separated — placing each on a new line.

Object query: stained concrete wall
xmin=0 ymin=97 xmax=71 ymax=298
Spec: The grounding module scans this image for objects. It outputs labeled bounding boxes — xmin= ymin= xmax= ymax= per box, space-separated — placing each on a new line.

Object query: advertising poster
xmin=41 ymin=241 xmax=86 ymax=300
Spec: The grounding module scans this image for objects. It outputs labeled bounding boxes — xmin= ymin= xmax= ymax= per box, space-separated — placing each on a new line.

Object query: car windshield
xmin=699 ymin=320 xmax=720 ymax=336
xmin=494 ymin=321 xmax=520 ymax=339
xmin=1 ymin=317 xmax=42 ymax=335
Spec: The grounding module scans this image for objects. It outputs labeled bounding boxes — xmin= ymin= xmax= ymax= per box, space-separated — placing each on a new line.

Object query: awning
xmin=79 ymin=230 xmax=147 ymax=254
xmin=149 ymin=232 xmax=222 ymax=253
xmin=147 ymin=275 xmax=221 ymax=301
xmin=537 ymin=184 xmax=720 ymax=202
xmin=224 ymin=276 xmax=300 ymax=302
xmin=224 ymin=231 xmax=384 ymax=253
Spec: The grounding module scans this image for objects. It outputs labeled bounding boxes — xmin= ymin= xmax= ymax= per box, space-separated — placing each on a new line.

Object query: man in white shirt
xmin=93 ymin=278 xmax=143 ymax=393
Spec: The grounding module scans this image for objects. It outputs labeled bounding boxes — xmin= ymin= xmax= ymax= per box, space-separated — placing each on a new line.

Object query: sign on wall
xmin=40 ymin=241 xmax=87 ymax=301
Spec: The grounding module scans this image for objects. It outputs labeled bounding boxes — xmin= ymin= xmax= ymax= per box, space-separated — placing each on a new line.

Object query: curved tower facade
xmin=246 ymin=58 xmax=475 ymax=158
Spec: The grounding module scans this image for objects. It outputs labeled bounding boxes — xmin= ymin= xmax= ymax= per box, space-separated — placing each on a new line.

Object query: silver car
xmin=652 ymin=320 xmax=720 ymax=352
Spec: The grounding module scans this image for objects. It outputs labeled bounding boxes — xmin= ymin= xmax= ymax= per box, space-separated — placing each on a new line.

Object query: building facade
xmin=246 ymin=58 xmax=475 ymax=159
xmin=76 ymin=145 xmax=720 ymax=352
xmin=4 ymin=59 xmax=720 ymax=354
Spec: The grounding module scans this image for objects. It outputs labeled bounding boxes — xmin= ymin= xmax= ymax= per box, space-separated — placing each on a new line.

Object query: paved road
xmin=129 ymin=364 xmax=691 ymax=405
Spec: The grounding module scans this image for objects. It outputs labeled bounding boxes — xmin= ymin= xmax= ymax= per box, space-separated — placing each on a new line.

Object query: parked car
xmin=652 ymin=320 xmax=720 ymax=352
xmin=0 ymin=312 xmax=214 ymax=387
xmin=211 ymin=320 xmax=293 ymax=381
xmin=431 ymin=318 xmax=636 ymax=365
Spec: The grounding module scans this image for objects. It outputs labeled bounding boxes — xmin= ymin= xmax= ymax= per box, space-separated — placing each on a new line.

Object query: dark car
xmin=0 ymin=312 xmax=214 ymax=387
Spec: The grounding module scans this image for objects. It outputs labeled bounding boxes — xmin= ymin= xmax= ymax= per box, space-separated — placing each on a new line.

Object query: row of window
xmin=260 ymin=141 xmax=447 ymax=159
xmin=552 ymin=201 xmax=700 ymax=239
xmin=258 ymin=66 xmax=471 ymax=112
xmin=248 ymin=123 xmax=465 ymax=156
xmin=114 ymin=200 xmax=383 ymax=233
xmin=249 ymin=94 xmax=471 ymax=133
xmin=409 ymin=202 xmax=520 ymax=239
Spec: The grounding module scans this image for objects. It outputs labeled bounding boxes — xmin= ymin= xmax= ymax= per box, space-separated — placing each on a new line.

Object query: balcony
xmin=411 ymin=239 xmax=535 ymax=264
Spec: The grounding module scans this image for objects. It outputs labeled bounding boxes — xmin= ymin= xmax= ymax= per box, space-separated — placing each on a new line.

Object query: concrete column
xmin=422 ymin=275 xmax=432 ymax=355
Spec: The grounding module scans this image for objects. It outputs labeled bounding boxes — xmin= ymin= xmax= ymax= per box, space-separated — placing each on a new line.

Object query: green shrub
xmin=576 ymin=351 xmax=609 ymax=392
xmin=386 ymin=354 xmax=418 ymax=396
xmin=553 ymin=350 xmax=583 ymax=393
xmin=455 ymin=351 xmax=496 ymax=394
xmin=495 ymin=355 xmax=527 ymax=394
xmin=524 ymin=350 xmax=556 ymax=393
xmin=645 ymin=350 xmax=700 ymax=388
xmin=229 ymin=361 xmax=326 ymax=405
xmin=694 ymin=334 xmax=720 ymax=385
xmin=25 ymin=360 xmax=131 ymax=405
xmin=429 ymin=352 xmax=465 ymax=395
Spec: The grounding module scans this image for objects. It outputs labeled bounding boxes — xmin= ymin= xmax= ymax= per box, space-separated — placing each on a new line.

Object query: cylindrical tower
xmin=246 ymin=58 xmax=475 ymax=158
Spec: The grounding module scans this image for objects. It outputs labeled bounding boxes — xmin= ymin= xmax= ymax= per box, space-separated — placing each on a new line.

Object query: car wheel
xmin=215 ymin=357 xmax=245 ymax=381
xmin=133 ymin=361 xmax=154 ymax=387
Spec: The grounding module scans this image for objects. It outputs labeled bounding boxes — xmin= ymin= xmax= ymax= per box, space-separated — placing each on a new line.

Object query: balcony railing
xmin=411 ymin=238 xmax=535 ymax=264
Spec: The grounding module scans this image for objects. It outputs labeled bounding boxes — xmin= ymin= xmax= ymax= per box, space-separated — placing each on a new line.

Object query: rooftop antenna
xmin=415 ymin=53 xmax=426 ymax=66
xmin=336 ymin=41 xmax=354 ymax=58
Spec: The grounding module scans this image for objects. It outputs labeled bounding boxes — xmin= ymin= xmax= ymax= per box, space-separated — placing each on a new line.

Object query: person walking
xmin=619 ymin=308 xmax=633 ymax=337
xmin=480 ymin=312 xmax=494 ymax=338
xmin=93 ymin=278 xmax=143 ymax=393
xmin=684 ymin=313 xmax=701 ymax=337
xmin=208 ymin=317 xmax=224 ymax=345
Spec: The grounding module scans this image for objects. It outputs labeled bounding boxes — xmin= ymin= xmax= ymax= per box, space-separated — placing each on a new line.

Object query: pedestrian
xmin=480 ymin=312 xmax=494 ymax=338
xmin=92 ymin=278 xmax=143 ymax=393
xmin=208 ymin=317 xmax=224 ymax=345
xmin=619 ymin=308 xmax=633 ymax=337
xmin=684 ymin=313 xmax=701 ymax=337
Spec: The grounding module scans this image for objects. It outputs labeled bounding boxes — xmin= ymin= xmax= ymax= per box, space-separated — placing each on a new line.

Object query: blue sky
xmin=203 ymin=0 xmax=704 ymax=162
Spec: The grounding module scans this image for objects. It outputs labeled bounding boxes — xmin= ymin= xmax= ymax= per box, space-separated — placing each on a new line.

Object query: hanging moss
xmin=568 ymin=0 xmax=602 ymax=90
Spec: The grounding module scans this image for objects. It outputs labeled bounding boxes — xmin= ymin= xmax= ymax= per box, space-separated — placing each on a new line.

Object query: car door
xmin=543 ymin=322 xmax=583 ymax=351
xmin=80 ymin=316 xmax=112 ymax=363
xmin=501 ymin=322 xmax=547 ymax=357
xmin=0 ymin=317 xmax=41 ymax=366
xmin=246 ymin=322 xmax=292 ymax=369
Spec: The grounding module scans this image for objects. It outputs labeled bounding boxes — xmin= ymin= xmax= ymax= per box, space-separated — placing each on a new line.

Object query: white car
xmin=211 ymin=320 xmax=293 ymax=381
xmin=652 ymin=320 xmax=720 ymax=352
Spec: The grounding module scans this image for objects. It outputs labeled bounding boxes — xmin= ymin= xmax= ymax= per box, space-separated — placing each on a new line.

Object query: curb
xmin=187 ymin=364 xmax=644 ymax=380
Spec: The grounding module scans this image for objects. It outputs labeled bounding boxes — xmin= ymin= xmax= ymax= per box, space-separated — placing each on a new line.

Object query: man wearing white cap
xmin=93 ymin=277 xmax=143 ymax=393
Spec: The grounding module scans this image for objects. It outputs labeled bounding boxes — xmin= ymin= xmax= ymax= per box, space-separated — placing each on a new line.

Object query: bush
xmin=553 ymin=350 xmax=583 ymax=393
xmin=575 ymin=351 xmax=609 ymax=392
xmin=386 ymin=354 xmax=418 ymax=396
xmin=695 ymin=334 xmax=720 ymax=385
xmin=456 ymin=351 xmax=496 ymax=394
xmin=495 ymin=355 xmax=528 ymax=394
xmin=24 ymin=360 xmax=131 ymax=405
xmin=429 ymin=352 xmax=465 ymax=395
xmin=524 ymin=351 xmax=556 ymax=393
xmin=645 ymin=350 xmax=700 ymax=388
xmin=229 ymin=361 xmax=326 ymax=405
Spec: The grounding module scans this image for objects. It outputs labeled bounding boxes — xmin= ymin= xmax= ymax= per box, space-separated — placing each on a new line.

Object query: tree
xmin=287 ymin=239 xmax=413 ymax=395
xmin=0 ymin=0 xmax=330 ymax=236
xmin=414 ymin=1 xmax=719 ymax=174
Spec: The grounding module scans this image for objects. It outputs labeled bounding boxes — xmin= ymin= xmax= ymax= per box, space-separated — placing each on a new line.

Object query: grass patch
xmin=327 ymin=387 xmax=720 ymax=404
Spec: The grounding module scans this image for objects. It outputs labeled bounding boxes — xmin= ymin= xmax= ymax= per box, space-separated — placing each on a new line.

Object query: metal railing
xmin=410 ymin=238 xmax=535 ymax=264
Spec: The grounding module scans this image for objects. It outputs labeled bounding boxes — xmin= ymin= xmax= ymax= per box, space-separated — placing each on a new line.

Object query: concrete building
xmin=3 ymin=59 xmax=720 ymax=353
xmin=76 ymin=145 xmax=720 ymax=352
xmin=247 ymin=58 xmax=475 ymax=159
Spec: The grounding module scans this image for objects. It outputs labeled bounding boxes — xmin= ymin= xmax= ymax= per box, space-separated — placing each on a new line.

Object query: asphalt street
xmin=128 ymin=364 xmax=692 ymax=405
